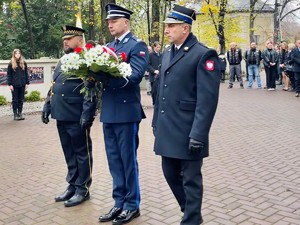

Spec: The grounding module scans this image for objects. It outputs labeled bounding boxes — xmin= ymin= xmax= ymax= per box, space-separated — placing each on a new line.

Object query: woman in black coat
xmin=7 ymin=49 xmax=29 ymax=120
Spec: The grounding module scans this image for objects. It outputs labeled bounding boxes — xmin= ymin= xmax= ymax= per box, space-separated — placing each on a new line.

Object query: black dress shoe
xmin=64 ymin=193 xmax=90 ymax=207
xmin=112 ymin=209 xmax=140 ymax=225
xmin=99 ymin=207 xmax=123 ymax=222
xmin=54 ymin=189 xmax=75 ymax=202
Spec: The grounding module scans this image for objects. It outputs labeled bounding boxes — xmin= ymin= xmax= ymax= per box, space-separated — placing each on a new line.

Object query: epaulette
xmin=198 ymin=42 xmax=209 ymax=49
xmin=131 ymin=36 xmax=141 ymax=42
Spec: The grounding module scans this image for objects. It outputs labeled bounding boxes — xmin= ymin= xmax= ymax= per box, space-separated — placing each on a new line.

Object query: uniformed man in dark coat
xmin=152 ymin=5 xmax=220 ymax=225
xmin=97 ymin=4 xmax=148 ymax=225
xmin=41 ymin=25 xmax=97 ymax=207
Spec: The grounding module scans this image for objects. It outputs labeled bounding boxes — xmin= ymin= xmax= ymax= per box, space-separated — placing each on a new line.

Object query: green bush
xmin=0 ymin=95 xmax=7 ymax=105
xmin=25 ymin=90 xmax=41 ymax=102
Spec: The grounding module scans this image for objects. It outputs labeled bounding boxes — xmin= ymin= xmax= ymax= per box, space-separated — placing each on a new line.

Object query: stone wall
xmin=0 ymin=58 xmax=58 ymax=101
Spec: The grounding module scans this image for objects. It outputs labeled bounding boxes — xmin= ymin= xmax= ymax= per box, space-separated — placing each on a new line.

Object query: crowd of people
xmin=219 ymin=40 xmax=300 ymax=97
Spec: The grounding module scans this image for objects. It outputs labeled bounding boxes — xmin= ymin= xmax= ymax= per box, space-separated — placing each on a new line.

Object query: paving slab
xmin=1 ymin=81 xmax=300 ymax=225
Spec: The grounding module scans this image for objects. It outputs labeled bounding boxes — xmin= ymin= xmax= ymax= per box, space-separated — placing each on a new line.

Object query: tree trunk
xmin=99 ymin=0 xmax=115 ymax=44
xmin=273 ymin=0 xmax=280 ymax=44
xmin=89 ymin=0 xmax=95 ymax=41
xmin=217 ymin=0 xmax=227 ymax=53
xmin=150 ymin=0 xmax=160 ymax=44
xmin=146 ymin=0 xmax=151 ymax=45
xmin=249 ymin=0 xmax=255 ymax=43
xmin=20 ymin=0 xmax=35 ymax=59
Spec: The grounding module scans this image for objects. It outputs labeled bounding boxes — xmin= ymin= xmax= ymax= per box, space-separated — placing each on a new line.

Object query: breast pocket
xmin=65 ymin=97 xmax=83 ymax=104
xmin=179 ymin=100 xmax=196 ymax=111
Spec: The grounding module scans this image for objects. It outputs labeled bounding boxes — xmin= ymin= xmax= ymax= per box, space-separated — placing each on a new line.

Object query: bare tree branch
xmin=281 ymin=6 xmax=300 ymax=21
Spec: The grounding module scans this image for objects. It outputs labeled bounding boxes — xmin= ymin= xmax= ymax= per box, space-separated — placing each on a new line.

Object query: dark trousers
xmin=103 ymin=122 xmax=140 ymax=210
xmin=11 ymin=86 xmax=25 ymax=113
xmin=264 ymin=66 xmax=277 ymax=88
xmin=162 ymin=157 xmax=203 ymax=225
xmin=294 ymin=72 xmax=300 ymax=93
xmin=151 ymin=78 xmax=159 ymax=105
xmin=57 ymin=120 xmax=93 ymax=195
xmin=220 ymin=70 xmax=225 ymax=81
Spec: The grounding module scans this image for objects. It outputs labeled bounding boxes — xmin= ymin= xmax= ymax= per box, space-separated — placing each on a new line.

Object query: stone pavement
xmin=1 ymin=82 xmax=300 ymax=225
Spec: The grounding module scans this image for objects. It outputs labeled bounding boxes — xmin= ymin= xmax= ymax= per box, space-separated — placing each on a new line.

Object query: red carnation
xmin=120 ymin=52 xmax=127 ymax=61
xmin=85 ymin=43 xmax=94 ymax=49
xmin=74 ymin=47 xmax=83 ymax=54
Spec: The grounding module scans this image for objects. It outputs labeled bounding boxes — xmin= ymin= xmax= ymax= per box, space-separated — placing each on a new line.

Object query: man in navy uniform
xmin=42 ymin=25 xmax=97 ymax=207
xmin=152 ymin=5 xmax=220 ymax=225
xmin=97 ymin=3 xmax=148 ymax=225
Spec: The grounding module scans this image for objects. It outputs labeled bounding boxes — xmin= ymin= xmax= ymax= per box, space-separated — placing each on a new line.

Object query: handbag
xmin=284 ymin=64 xmax=294 ymax=72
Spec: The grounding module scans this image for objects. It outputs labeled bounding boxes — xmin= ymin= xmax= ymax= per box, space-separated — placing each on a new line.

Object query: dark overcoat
xmin=291 ymin=47 xmax=300 ymax=73
xmin=7 ymin=62 xmax=30 ymax=87
xmin=100 ymin=32 xmax=148 ymax=123
xmin=152 ymin=33 xmax=220 ymax=160
xmin=148 ymin=51 xmax=162 ymax=82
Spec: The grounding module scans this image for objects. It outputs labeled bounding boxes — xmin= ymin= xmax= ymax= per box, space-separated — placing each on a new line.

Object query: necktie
xmin=174 ymin=47 xmax=179 ymax=56
xmin=114 ymin=39 xmax=120 ymax=48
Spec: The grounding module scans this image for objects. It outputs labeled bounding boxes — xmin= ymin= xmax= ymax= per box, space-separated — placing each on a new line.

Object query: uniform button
xmin=166 ymin=71 xmax=169 ymax=74
xmin=62 ymin=82 xmax=64 ymax=85
xmin=162 ymin=97 xmax=166 ymax=101
xmin=113 ymin=88 xmax=116 ymax=90
xmin=164 ymin=84 xmax=167 ymax=87
xmin=123 ymin=100 xmax=127 ymax=103
xmin=161 ymin=110 xmax=165 ymax=114
xmin=53 ymin=81 xmax=55 ymax=84
xmin=62 ymin=94 xmax=64 ymax=96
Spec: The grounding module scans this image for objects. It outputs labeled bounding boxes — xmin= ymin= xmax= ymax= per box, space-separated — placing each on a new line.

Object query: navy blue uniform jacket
xmin=43 ymin=61 xmax=97 ymax=122
xmin=152 ymin=34 xmax=220 ymax=160
xmin=100 ymin=32 xmax=148 ymax=123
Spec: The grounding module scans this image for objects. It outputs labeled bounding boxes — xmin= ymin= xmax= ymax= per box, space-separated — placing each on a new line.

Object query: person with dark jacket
xmin=291 ymin=39 xmax=300 ymax=97
xmin=279 ymin=42 xmax=289 ymax=91
xmin=218 ymin=52 xmax=227 ymax=83
xmin=262 ymin=40 xmax=278 ymax=90
xmin=244 ymin=42 xmax=262 ymax=89
xmin=284 ymin=43 xmax=296 ymax=91
xmin=148 ymin=41 xmax=162 ymax=105
xmin=227 ymin=42 xmax=243 ymax=89
xmin=7 ymin=49 xmax=29 ymax=120
xmin=41 ymin=25 xmax=97 ymax=207
xmin=152 ymin=5 xmax=220 ymax=224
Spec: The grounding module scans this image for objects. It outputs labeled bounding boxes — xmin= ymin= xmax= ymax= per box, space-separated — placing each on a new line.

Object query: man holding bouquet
xmin=42 ymin=25 xmax=97 ymax=207
xmin=97 ymin=3 xmax=148 ymax=225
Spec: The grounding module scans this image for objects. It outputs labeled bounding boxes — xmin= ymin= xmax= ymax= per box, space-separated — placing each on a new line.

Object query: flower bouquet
xmin=60 ymin=43 xmax=132 ymax=97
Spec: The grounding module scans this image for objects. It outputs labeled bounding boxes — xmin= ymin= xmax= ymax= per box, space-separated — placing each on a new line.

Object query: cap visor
xmin=106 ymin=15 xmax=126 ymax=20
xmin=163 ymin=18 xmax=184 ymax=24
xmin=62 ymin=34 xmax=76 ymax=40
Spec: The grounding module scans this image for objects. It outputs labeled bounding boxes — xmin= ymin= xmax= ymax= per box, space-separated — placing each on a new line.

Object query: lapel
xmin=115 ymin=32 xmax=132 ymax=52
xmin=53 ymin=61 xmax=62 ymax=81
xmin=163 ymin=34 xmax=198 ymax=73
